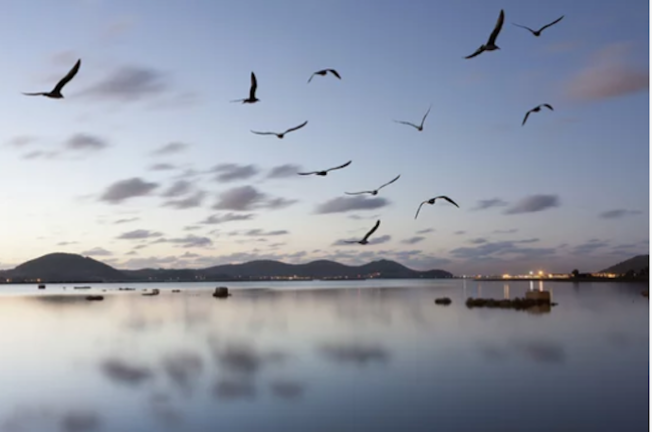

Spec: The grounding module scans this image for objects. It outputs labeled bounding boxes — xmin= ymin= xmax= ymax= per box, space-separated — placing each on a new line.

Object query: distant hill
xmin=0 ymin=253 xmax=452 ymax=283
xmin=5 ymin=252 xmax=127 ymax=282
xmin=600 ymin=255 xmax=649 ymax=275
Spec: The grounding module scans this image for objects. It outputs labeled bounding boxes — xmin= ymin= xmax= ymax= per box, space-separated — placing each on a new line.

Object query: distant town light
xmin=529 ymin=271 xmax=533 ymax=275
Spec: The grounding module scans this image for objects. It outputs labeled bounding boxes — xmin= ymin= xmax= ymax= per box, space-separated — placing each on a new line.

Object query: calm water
xmin=0 ymin=279 xmax=648 ymax=432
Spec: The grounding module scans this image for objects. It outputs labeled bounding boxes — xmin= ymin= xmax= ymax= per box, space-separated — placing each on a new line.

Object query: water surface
xmin=0 ymin=280 xmax=647 ymax=432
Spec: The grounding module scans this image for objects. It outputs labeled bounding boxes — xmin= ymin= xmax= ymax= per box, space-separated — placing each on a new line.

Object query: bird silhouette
xmin=298 ymin=160 xmax=352 ymax=176
xmin=522 ymin=104 xmax=554 ymax=126
xmin=394 ymin=106 xmax=432 ymax=131
xmin=251 ymin=121 xmax=308 ymax=139
xmin=345 ymin=174 xmax=401 ymax=196
xmin=231 ymin=72 xmax=259 ymax=103
xmin=344 ymin=220 xmax=381 ymax=245
xmin=308 ymin=69 xmax=341 ymax=83
xmin=415 ymin=196 xmax=460 ymax=220
xmin=513 ymin=16 xmax=564 ymax=37
xmin=465 ymin=9 xmax=505 ymax=59
xmin=23 ymin=59 xmax=81 ymax=99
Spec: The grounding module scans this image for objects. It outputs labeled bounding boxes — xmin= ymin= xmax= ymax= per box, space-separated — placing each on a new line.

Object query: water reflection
xmin=0 ymin=280 xmax=647 ymax=432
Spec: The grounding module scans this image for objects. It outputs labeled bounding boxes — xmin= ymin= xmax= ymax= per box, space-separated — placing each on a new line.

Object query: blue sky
xmin=0 ymin=0 xmax=647 ymax=274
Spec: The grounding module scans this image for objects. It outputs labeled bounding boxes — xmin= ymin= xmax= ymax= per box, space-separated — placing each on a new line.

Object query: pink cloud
xmin=564 ymin=42 xmax=648 ymax=102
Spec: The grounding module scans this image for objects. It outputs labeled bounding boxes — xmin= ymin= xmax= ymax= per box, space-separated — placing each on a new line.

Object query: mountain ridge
xmin=0 ymin=253 xmax=453 ymax=283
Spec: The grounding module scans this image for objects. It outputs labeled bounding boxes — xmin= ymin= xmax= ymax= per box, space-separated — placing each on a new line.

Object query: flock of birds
xmin=21 ymin=9 xmax=564 ymax=247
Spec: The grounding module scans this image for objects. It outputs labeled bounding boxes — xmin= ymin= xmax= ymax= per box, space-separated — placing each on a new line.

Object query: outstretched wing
xmin=297 ymin=171 xmax=318 ymax=176
xmin=327 ymin=69 xmax=342 ymax=79
xmin=420 ymin=105 xmax=432 ymax=128
xmin=464 ymin=46 xmax=485 ymax=59
xmin=326 ymin=160 xmax=352 ymax=172
xmin=437 ymin=196 xmax=460 ymax=208
xmin=522 ymin=110 xmax=532 ymax=126
xmin=542 ymin=104 xmax=554 ymax=111
xmin=394 ymin=120 xmax=419 ymax=129
xmin=307 ymin=73 xmax=317 ymax=83
xmin=487 ymin=9 xmax=505 ymax=45
xmin=283 ymin=121 xmax=308 ymax=135
xmin=345 ymin=191 xmax=371 ymax=195
xmin=414 ymin=201 xmax=427 ymax=220
xmin=512 ymin=23 xmax=537 ymax=34
xmin=249 ymin=72 xmax=258 ymax=99
xmin=361 ymin=220 xmax=381 ymax=242
xmin=53 ymin=59 xmax=81 ymax=93
xmin=22 ymin=92 xmax=47 ymax=96
xmin=538 ymin=15 xmax=564 ymax=33
xmin=377 ymin=174 xmax=401 ymax=190
xmin=251 ymin=130 xmax=276 ymax=136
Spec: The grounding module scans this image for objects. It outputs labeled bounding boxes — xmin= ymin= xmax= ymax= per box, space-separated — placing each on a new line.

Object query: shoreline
xmin=473 ymin=277 xmax=649 ymax=283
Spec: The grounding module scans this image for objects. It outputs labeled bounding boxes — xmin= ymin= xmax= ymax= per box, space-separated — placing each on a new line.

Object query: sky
xmin=0 ymin=0 xmax=648 ymax=275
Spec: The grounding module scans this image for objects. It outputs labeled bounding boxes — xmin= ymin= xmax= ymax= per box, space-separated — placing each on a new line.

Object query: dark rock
xmin=86 ymin=295 xmax=104 ymax=301
xmin=213 ymin=287 xmax=231 ymax=298
xmin=465 ymin=296 xmax=556 ymax=311
xmin=434 ymin=297 xmax=452 ymax=305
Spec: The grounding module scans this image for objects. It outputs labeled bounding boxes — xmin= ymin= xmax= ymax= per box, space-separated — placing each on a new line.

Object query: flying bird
xmin=230 ymin=72 xmax=259 ymax=103
xmin=345 ymin=174 xmax=401 ymax=196
xmin=308 ymin=69 xmax=341 ymax=83
xmin=344 ymin=220 xmax=381 ymax=245
xmin=522 ymin=104 xmax=554 ymax=126
xmin=512 ymin=16 xmax=564 ymax=37
xmin=23 ymin=59 xmax=81 ymax=99
xmin=251 ymin=121 xmax=308 ymax=139
xmin=414 ymin=196 xmax=460 ymax=220
xmin=465 ymin=9 xmax=505 ymax=59
xmin=394 ymin=106 xmax=431 ymax=132
xmin=298 ymin=160 xmax=352 ymax=176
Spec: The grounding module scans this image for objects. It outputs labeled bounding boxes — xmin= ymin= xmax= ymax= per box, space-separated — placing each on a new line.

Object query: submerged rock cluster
xmin=465 ymin=297 xmax=557 ymax=310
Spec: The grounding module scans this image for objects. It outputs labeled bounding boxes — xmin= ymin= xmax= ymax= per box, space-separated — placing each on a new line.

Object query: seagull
xmin=251 ymin=121 xmax=308 ymax=139
xmin=23 ymin=59 xmax=81 ymax=99
xmin=230 ymin=72 xmax=259 ymax=103
xmin=394 ymin=106 xmax=431 ymax=132
xmin=465 ymin=9 xmax=505 ymax=59
xmin=345 ymin=174 xmax=401 ymax=196
xmin=308 ymin=69 xmax=341 ymax=83
xmin=344 ymin=220 xmax=381 ymax=245
xmin=298 ymin=160 xmax=352 ymax=176
xmin=415 ymin=196 xmax=460 ymax=220
xmin=522 ymin=104 xmax=554 ymax=126
xmin=513 ymin=16 xmax=564 ymax=37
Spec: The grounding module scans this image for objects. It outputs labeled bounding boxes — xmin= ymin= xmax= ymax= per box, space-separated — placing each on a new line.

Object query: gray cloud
xmin=450 ymin=240 xmax=557 ymax=260
xmin=65 ymin=133 xmax=109 ymax=152
xmin=22 ymin=150 xmax=59 ymax=160
xmin=200 ymin=213 xmax=255 ymax=225
xmin=114 ymin=217 xmax=140 ymax=224
xmin=571 ymin=239 xmax=610 ymax=255
xmin=6 ymin=135 xmax=37 ymax=147
xmin=454 ymin=230 xmax=466 ymax=235
xmin=82 ymin=247 xmax=113 ymax=257
xmin=166 ymin=235 xmax=213 ymax=248
xmin=315 ymin=196 xmax=390 ymax=214
xmin=416 ymin=228 xmax=435 ymax=234
xmin=241 ymin=229 xmax=289 ymax=237
xmin=213 ymin=186 xmax=297 ymax=211
xmin=211 ymin=163 xmax=260 ymax=182
xmin=163 ymin=191 xmax=206 ymax=209
xmin=79 ymin=65 xmax=168 ymax=102
xmin=267 ymin=164 xmax=302 ymax=179
xmin=57 ymin=241 xmax=78 ymax=246
xmin=472 ymin=198 xmax=508 ymax=211
xmin=60 ymin=410 xmax=102 ymax=432
xmin=162 ymin=180 xmax=192 ymax=198
xmin=469 ymin=238 xmax=488 ymax=244
xmin=565 ymin=42 xmax=649 ymax=102
xmin=493 ymin=229 xmax=518 ymax=234
xmin=333 ymin=234 xmax=391 ymax=246
xmin=269 ymin=380 xmax=306 ymax=400
xmin=151 ymin=142 xmax=189 ymax=156
xmin=100 ymin=177 xmax=159 ymax=204
xmin=504 ymin=194 xmax=560 ymax=215
xmin=599 ymin=209 xmax=643 ymax=219
xmin=117 ymin=229 xmax=163 ymax=240
xmin=402 ymin=236 xmax=425 ymax=245
xmin=149 ymin=163 xmax=177 ymax=171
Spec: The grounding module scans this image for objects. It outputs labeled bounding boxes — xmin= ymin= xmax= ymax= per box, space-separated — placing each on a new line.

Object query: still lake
xmin=0 ymin=279 xmax=647 ymax=432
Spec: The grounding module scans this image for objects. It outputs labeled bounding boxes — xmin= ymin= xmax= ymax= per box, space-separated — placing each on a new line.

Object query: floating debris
xmin=434 ymin=297 xmax=452 ymax=305
xmin=142 ymin=289 xmax=160 ymax=297
xmin=85 ymin=295 xmax=104 ymax=301
xmin=213 ymin=287 xmax=231 ymax=299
